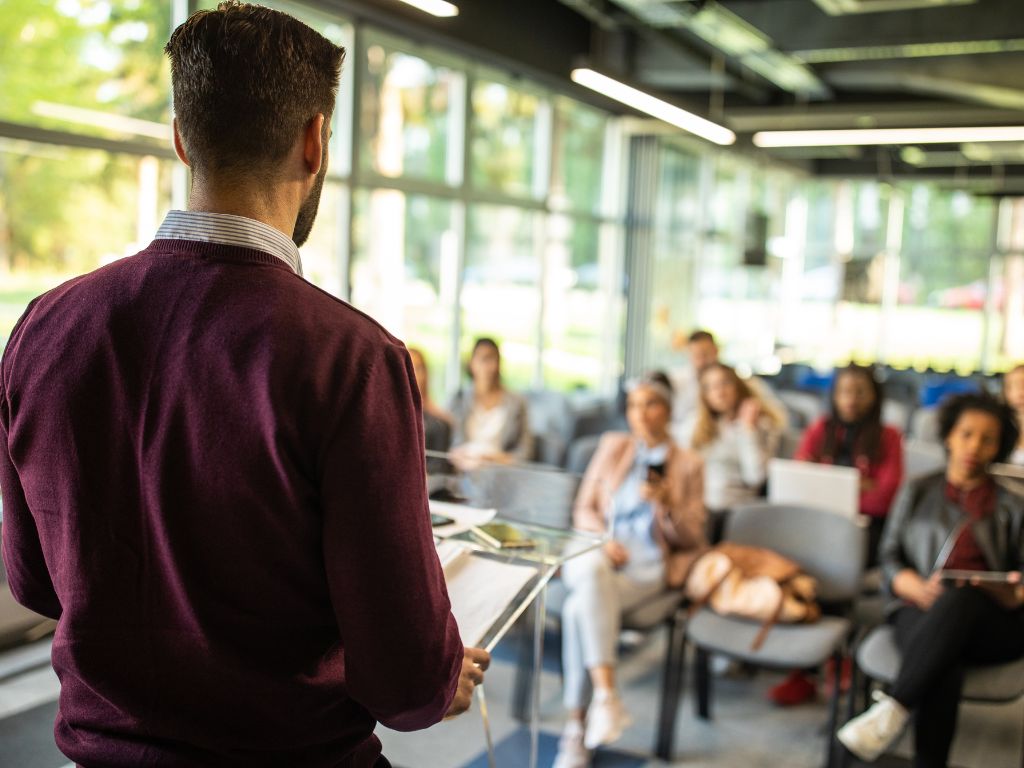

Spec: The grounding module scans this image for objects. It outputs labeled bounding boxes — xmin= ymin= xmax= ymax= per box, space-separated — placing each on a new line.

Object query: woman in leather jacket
xmin=838 ymin=392 xmax=1024 ymax=768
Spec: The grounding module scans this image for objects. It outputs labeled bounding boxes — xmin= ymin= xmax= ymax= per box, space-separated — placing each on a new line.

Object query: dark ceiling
xmin=351 ymin=0 xmax=1024 ymax=189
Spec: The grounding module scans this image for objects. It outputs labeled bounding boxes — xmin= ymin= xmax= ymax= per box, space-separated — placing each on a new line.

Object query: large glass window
xmin=550 ymin=97 xmax=606 ymax=215
xmin=0 ymin=138 xmax=174 ymax=345
xmin=887 ymin=186 xmax=995 ymax=370
xmin=542 ymin=216 xmax=624 ymax=391
xmin=462 ymin=205 xmax=543 ymax=391
xmin=0 ymin=0 xmax=172 ymax=139
xmin=470 ymin=78 xmax=544 ymax=199
xmin=360 ymin=37 xmax=462 ymax=184
xmin=644 ymin=144 xmax=702 ymax=370
xmin=351 ymin=190 xmax=458 ymax=395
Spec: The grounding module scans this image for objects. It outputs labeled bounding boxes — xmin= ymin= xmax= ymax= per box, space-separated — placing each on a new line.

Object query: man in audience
xmin=670 ymin=330 xmax=721 ymax=422
xmin=0 ymin=4 xmax=485 ymax=766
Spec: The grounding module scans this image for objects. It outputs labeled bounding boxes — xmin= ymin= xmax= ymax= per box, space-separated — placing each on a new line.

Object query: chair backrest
xmin=777 ymin=390 xmax=825 ymax=431
xmin=724 ymin=503 xmax=866 ymax=602
xmin=566 ymin=434 xmax=602 ymax=476
xmin=909 ymin=406 xmax=940 ymax=443
xmin=881 ymin=399 xmax=911 ymax=432
xmin=776 ymin=428 xmax=803 ymax=459
xmin=525 ymin=389 xmax=575 ymax=466
xmin=903 ymin=438 xmax=946 ymax=480
xmin=466 ymin=464 xmax=580 ymax=529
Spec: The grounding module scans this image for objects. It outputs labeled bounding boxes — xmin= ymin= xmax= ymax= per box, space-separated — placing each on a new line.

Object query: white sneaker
xmin=552 ymin=720 xmax=591 ymax=768
xmin=837 ymin=690 xmax=910 ymax=762
xmin=584 ymin=689 xmax=633 ymax=749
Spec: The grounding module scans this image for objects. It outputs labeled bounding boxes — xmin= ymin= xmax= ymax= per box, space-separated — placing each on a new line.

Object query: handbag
xmin=684 ymin=542 xmax=821 ymax=651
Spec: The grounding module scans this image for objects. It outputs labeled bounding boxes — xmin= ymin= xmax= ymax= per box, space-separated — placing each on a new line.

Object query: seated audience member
xmin=670 ymin=330 xmax=787 ymax=434
xmin=553 ymin=372 xmax=705 ymax=768
xmin=838 ymin=393 xmax=1024 ymax=768
xmin=409 ymin=347 xmax=453 ymax=464
xmin=772 ymin=364 xmax=905 ymax=707
xmin=677 ymin=363 xmax=785 ymax=542
xmin=795 ymin=364 xmax=904 ymax=559
xmin=1003 ymin=364 xmax=1024 ymax=465
xmin=448 ymin=338 xmax=531 ymax=470
xmin=669 ymin=330 xmax=721 ymax=421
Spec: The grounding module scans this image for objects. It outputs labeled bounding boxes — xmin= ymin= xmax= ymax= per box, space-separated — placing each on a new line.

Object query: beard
xmin=292 ymin=158 xmax=327 ymax=248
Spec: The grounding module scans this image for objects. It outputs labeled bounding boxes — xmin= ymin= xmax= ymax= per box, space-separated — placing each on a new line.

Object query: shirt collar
xmin=635 ymin=440 xmax=670 ymax=465
xmin=155 ymin=210 xmax=303 ymax=275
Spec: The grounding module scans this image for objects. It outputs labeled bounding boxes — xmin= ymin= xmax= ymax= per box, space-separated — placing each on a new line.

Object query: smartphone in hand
xmin=646 ymin=462 xmax=666 ymax=483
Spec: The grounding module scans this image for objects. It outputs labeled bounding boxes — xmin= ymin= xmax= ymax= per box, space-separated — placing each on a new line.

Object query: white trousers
xmin=560 ymin=549 xmax=665 ymax=710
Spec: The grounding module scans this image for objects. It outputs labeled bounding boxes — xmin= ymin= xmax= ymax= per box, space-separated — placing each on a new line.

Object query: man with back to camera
xmin=0 ymin=3 xmax=487 ymax=766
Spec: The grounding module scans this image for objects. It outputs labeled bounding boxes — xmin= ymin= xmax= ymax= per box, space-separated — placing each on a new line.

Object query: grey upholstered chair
xmin=674 ymin=503 xmax=867 ymax=767
xmin=845 ymin=625 xmax=1024 ymax=767
xmin=464 ymin=463 xmax=581 ymax=529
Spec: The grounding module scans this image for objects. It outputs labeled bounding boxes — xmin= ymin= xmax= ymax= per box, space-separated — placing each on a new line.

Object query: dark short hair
xmin=165 ymin=2 xmax=345 ymax=180
xmin=938 ymin=392 xmax=1020 ymax=464
xmin=688 ymin=330 xmax=716 ymax=345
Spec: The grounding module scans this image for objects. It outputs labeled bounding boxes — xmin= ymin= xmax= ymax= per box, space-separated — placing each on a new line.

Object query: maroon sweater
xmin=0 ymin=239 xmax=462 ymax=767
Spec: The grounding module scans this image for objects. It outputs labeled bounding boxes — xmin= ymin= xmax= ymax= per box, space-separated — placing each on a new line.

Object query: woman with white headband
xmin=554 ymin=371 xmax=706 ymax=768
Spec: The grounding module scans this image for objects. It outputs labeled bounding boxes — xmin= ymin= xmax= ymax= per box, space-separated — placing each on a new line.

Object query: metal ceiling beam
xmin=726 ymin=0 xmax=1024 ymax=52
xmin=825 ymin=70 xmax=1024 ymax=111
xmin=727 ymin=102 xmax=1024 ymax=131
xmin=581 ymin=13 xmax=773 ymax=103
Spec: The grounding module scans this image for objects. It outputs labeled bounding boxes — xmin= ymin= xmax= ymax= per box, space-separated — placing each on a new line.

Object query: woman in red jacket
xmin=772 ymin=364 xmax=904 ymax=706
xmin=795 ymin=363 xmax=904 ymax=561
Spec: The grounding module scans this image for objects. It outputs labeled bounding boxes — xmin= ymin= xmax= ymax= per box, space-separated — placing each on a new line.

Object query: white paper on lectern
xmin=429 ymin=500 xmax=497 ymax=539
xmin=436 ymin=541 xmax=536 ymax=649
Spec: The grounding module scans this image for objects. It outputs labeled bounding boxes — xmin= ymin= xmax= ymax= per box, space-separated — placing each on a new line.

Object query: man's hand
xmin=445 ymin=647 xmax=490 ymax=719
xmin=893 ymin=569 xmax=944 ymax=611
xmin=604 ymin=540 xmax=630 ymax=569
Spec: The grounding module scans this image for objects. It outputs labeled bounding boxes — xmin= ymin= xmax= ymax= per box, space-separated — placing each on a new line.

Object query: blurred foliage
xmin=0 ymin=0 xmax=171 ymax=273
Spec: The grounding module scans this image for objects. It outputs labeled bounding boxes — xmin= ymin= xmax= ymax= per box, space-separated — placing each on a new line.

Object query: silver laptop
xmin=767 ymin=458 xmax=861 ymax=518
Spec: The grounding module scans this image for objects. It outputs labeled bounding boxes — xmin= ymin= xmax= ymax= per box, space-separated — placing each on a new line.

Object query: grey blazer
xmin=448 ymin=388 xmax=532 ymax=462
xmin=880 ymin=470 xmax=1024 ymax=610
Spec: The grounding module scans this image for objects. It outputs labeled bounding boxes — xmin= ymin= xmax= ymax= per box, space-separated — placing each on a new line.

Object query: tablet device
xmin=938 ymin=569 xmax=1014 ymax=584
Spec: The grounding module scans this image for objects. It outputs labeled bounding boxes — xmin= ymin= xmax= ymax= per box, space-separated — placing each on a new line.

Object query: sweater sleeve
xmin=508 ymin=396 xmax=533 ymax=463
xmin=859 ymin=428 xmax=904 ymax=518
xmin=793 ymin=419 xmax=824 ymax=462
xmin=572 ymin=434 xmax=617 ymax=534
xmin=319 ymin=343 xmax=462 ymax=732
xmin=657 ymin=452 xmax=707 ymax=552
xmin=879 ymin=481 xmax=917 ymax=594
xmin=736 ymin=423 xmax=773 ymax=488
xmin=0 ymin=323 xmax=62 ymax=620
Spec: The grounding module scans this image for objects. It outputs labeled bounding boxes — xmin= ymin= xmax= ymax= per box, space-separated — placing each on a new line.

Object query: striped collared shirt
xmin=155 ymin=210 xmax=303 ymax=276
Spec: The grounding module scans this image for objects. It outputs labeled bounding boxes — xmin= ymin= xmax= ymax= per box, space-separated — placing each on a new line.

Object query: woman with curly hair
xmin=838 ymin=392 xmax=1024 ymax=767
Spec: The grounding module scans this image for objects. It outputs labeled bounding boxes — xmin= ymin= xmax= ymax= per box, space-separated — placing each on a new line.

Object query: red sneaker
xmin=768 ymin=670 xmax=817 ymax=707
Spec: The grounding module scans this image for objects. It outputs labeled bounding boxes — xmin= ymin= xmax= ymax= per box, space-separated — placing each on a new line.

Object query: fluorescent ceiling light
xmin=753 ymin=126 xmax=1024 ymax=147
xmin=571 ymin=68 xmax=735 ymax=146
xmin=394 ymin=0 xmax=458 ymax=17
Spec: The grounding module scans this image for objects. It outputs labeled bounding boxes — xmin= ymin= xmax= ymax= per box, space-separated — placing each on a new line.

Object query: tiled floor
xmin=1 ymin=631 xmax=1020 ymax=768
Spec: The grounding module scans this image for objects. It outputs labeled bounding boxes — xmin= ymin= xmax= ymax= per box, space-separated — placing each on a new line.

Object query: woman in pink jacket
xmin=553 ymin=372 xmax=706 ymax=768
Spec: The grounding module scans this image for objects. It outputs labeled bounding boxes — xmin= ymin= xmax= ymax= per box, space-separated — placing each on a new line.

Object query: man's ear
xmin=303 ymin=114 xmax=325 ymax=176
xmin=172 ymin=118 xmax=191 ymax=167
